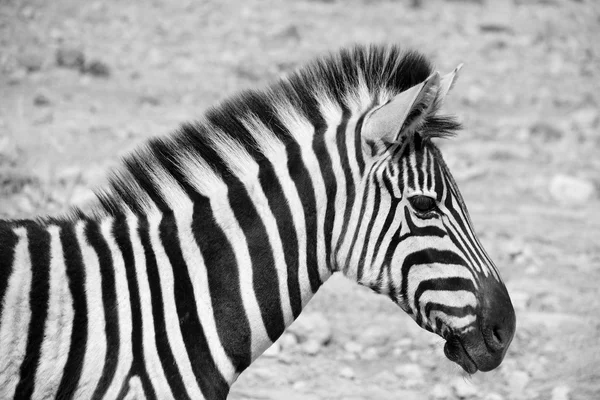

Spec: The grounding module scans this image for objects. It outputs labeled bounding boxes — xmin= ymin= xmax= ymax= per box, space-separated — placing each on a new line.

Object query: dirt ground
xmin=1 ymin=0 xmax=599 ymax=399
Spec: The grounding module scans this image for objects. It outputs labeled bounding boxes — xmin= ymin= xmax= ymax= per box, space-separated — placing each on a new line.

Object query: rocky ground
xmin=1 ymin=0 xmax=599 ymax=399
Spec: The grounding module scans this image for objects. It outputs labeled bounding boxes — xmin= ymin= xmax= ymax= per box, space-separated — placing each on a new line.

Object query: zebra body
xmin=0 ymin=45 xmax=516 ymax=399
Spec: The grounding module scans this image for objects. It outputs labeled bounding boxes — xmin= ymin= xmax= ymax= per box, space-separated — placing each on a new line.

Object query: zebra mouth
xmin=444 ymin=337 xmax=478 ymax=374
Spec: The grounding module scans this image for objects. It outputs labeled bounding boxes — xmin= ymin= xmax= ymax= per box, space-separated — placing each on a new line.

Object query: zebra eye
xmin=409 ymin=195 xmax=437 ymax=213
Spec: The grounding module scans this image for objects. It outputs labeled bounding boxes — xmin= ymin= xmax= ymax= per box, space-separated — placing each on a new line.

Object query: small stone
xmin=394 ymin=363 xmax=424 ymax=382
xmin=339 ymin=366 xmax=355 ymax=379
xmin=278 ymin=333 xmax=298 ymax=351
xmin=482 ymin=393 xmax=504 ymax=400
xmin=343 ymin=341 xmax=363 ymax=354
xmin=507 ymin=370 xmax=530 ymax=395
xmin=451 ymin=378 xmax=478 ymax=398
xmin=551 ymin=384 xmax=571 ymax=400
xmin=529 ymin=121 xmax=564 ymax=142
xmin=301 ymin=339 xmax=321 ymax=356
xmin=138 ymin=95 xmax=161 ymax=106
xmin=7 ymin=69 xmax=27 ymax=85
xmin=287 ymin=312 xmax=332 ymax=346
xmin=84 ymin=60 xmax=111 ymax=77
xmin=571 ymin=108 xmax=599 ymax=130
xmin=373 ymin=370 xmax=397 ymax=384
xmin=56 ymin=46 xmax=85 ymax=69
xmin=395 ymin=363 xmax=424 ymax=388
xmin=549 ymin=174 xmax=596 ymax=205
xmin=430 ymin=383 xmax=453 ymax=400
xmin=360 ymin=347 xmax=380 ymax=361
xmin=358 ymin=326 xmax=390 ymax=347
xmin=463 ymin=85 xmax=486 ymax=106
xmin=18 ymin=52 xmax=43 ymax=72
xmin=262 ymin=341 xmax=280 ymax=358
xmin=33 ymin=92 xmax=52 ymax=107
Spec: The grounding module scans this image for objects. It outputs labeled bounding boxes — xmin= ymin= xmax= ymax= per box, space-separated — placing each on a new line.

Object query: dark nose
xmin=481 ymin=282 xmax=516 ymax=356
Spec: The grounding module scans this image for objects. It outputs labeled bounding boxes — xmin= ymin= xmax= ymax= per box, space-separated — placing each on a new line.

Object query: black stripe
xmin=286 ymin=142 xmax=322 ymax=293
xmin=354 ymin=110 xmax=368 ymax=175
xmin=138 ymin=216 xmax=190 ymax=400
xmin=400 ymin=249 xmax=468 ymax=313
xmin=16 ymin=223 xmax=51 ymax=399
xmin=56 ymin=223 xmax=88 ymax=399
xmin=413 ymin=277 xmax=477 ymax=317
xmin=198 ymin=111 xmax=303 ymax=320
xmin=191 ymin=197 xmax=252 ymax=374
xmin=226 ymin=180 xmax=286 ymax=342
xmin=257 ymin=165 xmax=303 ymax=318
xmin=0 ymin=223 xmax=18 ymax=321
xmin=358 ymin=170 xmax=381 ymax=282
xmin=313 ymin=111 xmax=343 ymax=272
xmin=400 ymin=207 xmax=446 ymax=240
xmin=425 ymin=303 xmax=477 ymax=320
xmin=148 ymin=134 xmax=251 ymax=376
xmin=112 ymin=216 xmax=157 ymax=400
xmin=88 ymin=220 xmax=120 ymax=400
xmin=159 ymin=212 xmax=229 ymax=399
xmin=334 ymin=106 xmax=357 ymax=257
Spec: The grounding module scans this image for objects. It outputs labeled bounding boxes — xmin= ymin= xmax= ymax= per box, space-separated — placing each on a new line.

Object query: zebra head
xmin=342 ymin=66 xmax=516 ymax=373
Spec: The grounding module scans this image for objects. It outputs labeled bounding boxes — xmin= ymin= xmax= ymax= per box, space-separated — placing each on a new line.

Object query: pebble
xmin=262 ymin=342 xmax=280 ymax=358
xmin=33 ymin=92 xmax=52 ymax=107
xmin=528 ymin=121 xmax=564 ymax=142
xmin=288 ymin=312 xmax=332 ymax=346
xmin=339 ymin=366 xmax=355 ymax=379
xmin=507 ymin=370 xmax=530 ymax=395
xmin=7 ymin=69 xmax=27 ymax=85
xmin=360 ymin=347 xmax=380 ymax=361
xmin=301 ymin=339 xmax=321 ymax=356
xmin=84 ymin=60 xmax=111 ymax=77
xmin=358 ymin=326 xmax=389 ymax=346
xmin=278 ymin=332 xmax=298 ymax=351
xmin=551 ymin=385 xmax=571 ymax=400
xmin=571 ymin=108 xmax=599 ymax=130
xmin=56 ymin=46 xmax=85 ymax=70
xmin=482 ymin=394 xmax=504 ymax=400
xmin=430 ymin=383 xmax=453 ymax=400
xmin=549 ymin=174 xmax=596 ymax=205
xmin=393 ymin=363 xmax=424 ymax=382
xmin=394 ymin=363 xmax=424 ymax=388
xmin=451 ymin=378 xmax=478 ymax=398
xmin=17 ymin=52 xmax=44 ymax=72
xmin=343 ymin=341 xmax=363 ymax=354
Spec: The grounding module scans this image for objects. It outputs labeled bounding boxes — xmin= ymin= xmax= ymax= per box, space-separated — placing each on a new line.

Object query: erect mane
xmin=78 ymin=44 xmax=460 ymax=218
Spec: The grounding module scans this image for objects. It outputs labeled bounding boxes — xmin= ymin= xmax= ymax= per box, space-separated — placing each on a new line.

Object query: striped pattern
xmin=0 ymin=45 xmax=510 ymax=399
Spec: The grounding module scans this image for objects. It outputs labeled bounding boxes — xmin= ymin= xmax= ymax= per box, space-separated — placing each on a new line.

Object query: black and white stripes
xmin=0 ymin=44 xmax=515 ymax=399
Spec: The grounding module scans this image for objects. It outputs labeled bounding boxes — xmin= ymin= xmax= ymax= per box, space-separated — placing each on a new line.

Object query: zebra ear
xmin=437 ymin=63 xmax=463 ymax=105
xmin=362 ymin=71 xmax=441 ymax=152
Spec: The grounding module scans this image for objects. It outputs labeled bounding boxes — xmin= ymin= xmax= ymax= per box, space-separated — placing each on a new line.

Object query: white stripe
xmin=126 ymin=213 xmax=175 ymax=399
xmin=101 ymin=218 xmax=134 ymax=400
xmin=147 ymin=209 xmax=206 ymax=400
xmin=0 ymin=228 xmax=31 ymax=399
xmin=206 ymin=129 xmax=293 ymax=328
xmin=418 ymin=290 xmax=477 ymax=323
xmin=33 ymin=225 xmax=73 ymax=399
xmin=241 ymin=115 xmax=312 ymax=308
xmin=73 ymin=221 xmax=107 ymax=399
xmin=147 ymin=165 xmax=237 ymax=382
xmin=276 ymin=99 xmax=331 ymax=283
xmin=316 ymin=95 xmax=347 ymax=270
xmin=179 ymin=156 xmax=270 ymax=362
xmin=430 ymin=311 xmax=476 ymax=330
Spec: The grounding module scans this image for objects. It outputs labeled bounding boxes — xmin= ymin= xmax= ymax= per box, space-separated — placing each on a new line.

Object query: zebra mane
xmin=84 ymin=44 xmax=460 ymax=218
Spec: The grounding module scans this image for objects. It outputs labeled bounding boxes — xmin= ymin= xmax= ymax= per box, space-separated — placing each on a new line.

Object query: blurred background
xmin=1 ymin=0 xmax=599 ymax=399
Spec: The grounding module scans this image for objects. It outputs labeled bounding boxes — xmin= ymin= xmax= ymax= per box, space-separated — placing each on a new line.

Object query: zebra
xmin=0 ymin=44 xmax=516 ymax=399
